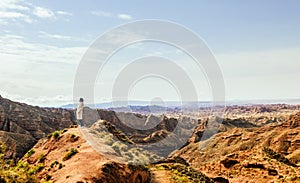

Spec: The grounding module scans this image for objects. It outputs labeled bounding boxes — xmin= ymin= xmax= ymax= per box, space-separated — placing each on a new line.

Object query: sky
xmin=1 ymin=0 xmax=300 ymax=107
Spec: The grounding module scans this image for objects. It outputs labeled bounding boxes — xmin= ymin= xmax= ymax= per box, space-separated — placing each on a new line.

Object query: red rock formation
xmin=0 ymin=97 xmax=76 ymax=159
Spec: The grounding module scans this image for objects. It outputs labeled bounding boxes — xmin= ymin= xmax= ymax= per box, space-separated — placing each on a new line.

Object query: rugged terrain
xmin=0 ymin=95 xmax=300 ymax=182
xmin=173 ymin=112 xmax=300 ymax=182
xmin=0 ymin=95 xmax=76 ymax=160
xmin=21 ymin=127 xmax=151 ymax=183
xmin=0 ymin=123 xmax=213 ymax=182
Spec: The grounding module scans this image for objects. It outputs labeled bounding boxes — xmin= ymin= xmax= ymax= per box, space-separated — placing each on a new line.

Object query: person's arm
xmin=76 ymin=103 xmax=83 ymax=114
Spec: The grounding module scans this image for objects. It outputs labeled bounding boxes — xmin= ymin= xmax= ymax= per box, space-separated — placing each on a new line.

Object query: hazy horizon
xmin=2 ymin=93 xmax=300 ymax=108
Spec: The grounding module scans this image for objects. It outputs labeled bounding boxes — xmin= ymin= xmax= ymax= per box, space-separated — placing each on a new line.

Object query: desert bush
xmin=50 ymin=161 xmax=59 ymax=168
xmin=135 ymin=153 xmax=149 ymax=165
xmin=172 ymin=174 xmax=190 ymax=183
xmin=156 ymin=163 xmax=214 ymax=183
xmin=290 ymin=175 xmax=298 ymax=181
xmin=63 ymin=148 xmax=78 ymax=161
xmin=262 ymin=147 xmax=296 ymax=167
xmin=45 ymin=174 xmax=52 ymax=181
xmin=0 ymin=143 xmax=5 ymax=154
xmin=0 ymin=142 xmax=39 ymax=182
xmin=36 ymin=163 xmax=44 ymax=172
xmin=104 ymin=133 xmax=114 ymax=145
xmin=52 ymin=131 xmax=60 ymax=139
xmin=28 ymin=163 xmax=44 ymax=175
xmin=97 ymin=131 xmax=106 ymax=138
xmin=1 ymin=160 xmax=38 ymax=182
xmin=58 ymin=163 xmax=63 ymax=169
xmin=38 ymin=153 xmax=46 ymax=163
xmin=26 ymin=149 xmax=35 ymax=157
xmin=112 ymin=141 xmax=128 ymax=155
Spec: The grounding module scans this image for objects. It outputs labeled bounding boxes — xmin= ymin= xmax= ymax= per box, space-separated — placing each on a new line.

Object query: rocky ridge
xmin=0 ymin=96 xmax=76 ymax=159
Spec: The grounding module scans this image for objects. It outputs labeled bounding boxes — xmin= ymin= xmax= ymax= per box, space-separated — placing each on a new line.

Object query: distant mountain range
xmin=61 ymin=99 xmax=300 ymax=109
xmin=61 ymin=101 xmax=212 ymax=109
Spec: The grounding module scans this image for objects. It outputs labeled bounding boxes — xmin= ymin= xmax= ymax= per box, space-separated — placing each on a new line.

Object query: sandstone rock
xmin=0 ymin=97 xmax=76 ymax=159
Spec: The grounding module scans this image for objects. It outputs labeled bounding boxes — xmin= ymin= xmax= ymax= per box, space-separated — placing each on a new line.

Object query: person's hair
xmin=79 ymin=98 xmax=84 ymax=102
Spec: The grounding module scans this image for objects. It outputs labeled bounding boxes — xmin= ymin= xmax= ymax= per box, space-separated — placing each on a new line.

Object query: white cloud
xmin=0 ymin=28 xmax=148 ymax=106
xmin=0 ymin=11 xmax=32 ymax=23
xmin=33 ymin=6 xmax=54 ymax=18
xmin=0 ymin=34 xmax=88 ymax=106
xmin=38 ymin=31 xmax=72 ymax=40
xmin=37 ymin=31 xmax=90 ymax=43
xmin=56 ymin=10 xmax=73 ymax=16
xmin=117 ymin=14 xmax=132 ymax=20
xmin=0 ymin=0 xmax=29 ymax=11
xmin=91 ymin=10 xmax=133 ymax=20
xmin=0 ymin=11 xmax=24 ymax=18
xmin=0 ymin=90 xmax=73 ymax=107
xmin=0 ymin=34 xmax=86 ymax=65
xmin=0 ymin=0 xmax=33 ymax=24
xmin=91 ymin=10 xmax=112 ymax=17
xmin=0 ymin=0 xmax=73 ymax=24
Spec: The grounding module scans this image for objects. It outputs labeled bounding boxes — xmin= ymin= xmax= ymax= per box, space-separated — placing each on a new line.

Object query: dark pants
xmin=77 ymin=119 xmax=83 ymax=127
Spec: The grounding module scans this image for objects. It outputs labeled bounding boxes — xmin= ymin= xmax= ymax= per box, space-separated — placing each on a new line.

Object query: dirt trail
xmin=150 ymin=169 xmax=176 ymax=183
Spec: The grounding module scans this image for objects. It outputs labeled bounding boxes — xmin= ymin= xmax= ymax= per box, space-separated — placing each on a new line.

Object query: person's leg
xmin=77 ymin=119 xmax=82 ymax=127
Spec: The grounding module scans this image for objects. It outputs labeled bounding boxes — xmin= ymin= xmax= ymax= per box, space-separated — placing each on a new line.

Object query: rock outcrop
xmin=22 ymin=127 xmax=152 ymax=183
xmin=0 ymin=97 xmax=76 ymax=159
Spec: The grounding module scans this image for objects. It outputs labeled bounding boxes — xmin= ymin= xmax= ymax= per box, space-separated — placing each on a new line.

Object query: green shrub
xmin=45 ymin=174 xmax=52 ymax=181
xmin=28 ymin=163 xmax=44 ymax=175
xmin=52 ymin=131 xmax=60 ymax=139
xmin=112 ymin=141 xmax=128 ymax=155
xmin=290 ymin=175 xmax=298 ymax=181
xmin=156 ymin=163 xmax=213 ymax=182
xmin=50 ymin=161 xmax=59 ymax=168
xmin=26 ymin=149 xmax=35 ymax=157
xmin=47 ymin=133 xmax=52 ymax=139
xmin=17 ymin=160 xmax=29 ymax=168
xmin=172 ymin=174 xmax=190 ymax=183
xmin=97 ymin=131 xmax=106 ymax=138
xmin=36 ymin=164 xmax=44 ymax=172
xmin=104 ymin=134 xmax=114 ymax=145
xmin=262 ymin=147 xmax=296 ymax=167
xmin=0 ymin=142 xmax=38 ymax=182
xmin=0 ymin=143 xmax=5 ymax=154
xmin=58 ymin=163 xmax=63 ymax=169
xmin=38 ymin=153 xmax=46 ymax=163
xmin=63 ymin=148 xmax=78 ymax=161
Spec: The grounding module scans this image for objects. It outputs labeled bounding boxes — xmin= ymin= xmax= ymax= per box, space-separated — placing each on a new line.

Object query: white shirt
xmin=76 ymin=102 xmax=84 ymax=120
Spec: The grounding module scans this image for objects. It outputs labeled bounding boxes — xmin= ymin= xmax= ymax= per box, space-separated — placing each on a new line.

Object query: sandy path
xmin=150 ymin=169 xmax=176 ymax=183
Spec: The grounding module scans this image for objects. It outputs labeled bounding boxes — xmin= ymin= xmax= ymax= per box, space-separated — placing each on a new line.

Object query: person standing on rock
xmin=76 ymin=98 xmax=84 ymax=127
